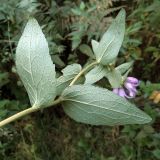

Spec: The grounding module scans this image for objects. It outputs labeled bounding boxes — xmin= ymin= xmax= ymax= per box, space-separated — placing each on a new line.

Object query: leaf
xmin=80 ymin=2 xmax=85 ymax=10
xmin=122 ymin=68 xmax=132 ymax=81
xmin=52 ymin=54 xmax=65 ymax=67
xmin=116 ymin=61 xmax=133 ymax=74
xmin=16 ymin=18 xmax=56 ymax=107
xmin=56 ymin=64 xmax=81 ymax=95
xmin=0 ymin=72 xmax=9 ymax=88
xmin=85 ymin=65 xmax=106 ymax=84
xmin=91 ymin=39 xmax=99 ymax=56
xmin=105 ymin=69 xmax=122 ymax=88
xmin=153 ymin=149 xmax=160 ymax=159
xmin=95 ymin=9 xmax=126 ymax=65
xmin=62 ymin=85 xmax=152 ymax=126
xmin=79 ymin=44 xmax=95 ymax=58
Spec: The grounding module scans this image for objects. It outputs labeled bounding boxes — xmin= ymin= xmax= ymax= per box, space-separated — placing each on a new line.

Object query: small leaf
xmin=62 ymin=85 xmax=152 ymax=126
xmin=56 ymin=64 xmax=81 ymax=95
xmin=91 ymin=39 xmax=99 ymax=55
xmin=52 ymin=54 xmax=65 ymax=67
xmin=71 ymin=8 xmax=82 ymax=16
xmin=123 ymin=68 xmax=132 ymax=81
xmin=80 ymin=2 xmax=85 ymax=10
xmin=95 ymin=9 xmax=126 ymax=65
xmin=16 ymin=18 xmax=56 ymax=107
xmin=79 ymin=44 xmax=95 ymax=58
xmin=116 ymin=61 xmax=133 ymax=74
xmin=105 ymin=69 xmax=122 ymax=88
xmin=85 ymin=65 xmax=106 ymax=84
xmin=153 ymin=149 xmax=160 ymax=159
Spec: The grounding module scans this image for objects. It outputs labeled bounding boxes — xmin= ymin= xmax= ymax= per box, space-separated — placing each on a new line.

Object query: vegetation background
xmin=0 ymin=0 xmax=160 ymax=159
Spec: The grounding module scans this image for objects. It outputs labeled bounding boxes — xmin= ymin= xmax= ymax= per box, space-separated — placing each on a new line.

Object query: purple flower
xmin=126 ymin=77 xmax=139 ymax=86
xmin=113 ymin=77 xmax=139 ymax=99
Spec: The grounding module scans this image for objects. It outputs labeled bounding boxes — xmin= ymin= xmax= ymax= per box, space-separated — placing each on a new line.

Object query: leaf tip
xmin=145 ymin=114 xmax=152 ymax=123
xmin=119 ymin=8 xmax=126 ymax=17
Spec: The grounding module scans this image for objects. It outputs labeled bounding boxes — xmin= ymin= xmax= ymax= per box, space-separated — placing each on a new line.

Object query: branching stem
xmin=0 ymin=97 xmax=62 ymax=127
xmin=0 ymin=61 xmax=98 ymax=127
xmin=69 ymin=61 xmax=98 ymax=86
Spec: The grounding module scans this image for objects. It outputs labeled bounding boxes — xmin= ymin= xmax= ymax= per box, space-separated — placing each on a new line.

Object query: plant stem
xmin=0 ymin=107 xmax=37 ymax=127
xmin=0 ymin=97 xmax=62 ymax=128
xmin=69 ymin=61 xmax=98 ymax=86
xmin=0 ymin=61 xmax=98 ymax=127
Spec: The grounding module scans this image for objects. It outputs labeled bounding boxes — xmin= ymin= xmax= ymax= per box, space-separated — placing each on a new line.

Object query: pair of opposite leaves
xmin=16 ymin=9 xmax=151 ymax=126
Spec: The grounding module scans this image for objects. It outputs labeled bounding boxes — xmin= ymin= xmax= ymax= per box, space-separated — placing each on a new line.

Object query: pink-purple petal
xmin=112 ymin=76 xmax=139 ymax=99
xmin=126 ymin=77 xmax=139 ymax=86
xmin=124 ymin=82 xmax=137 ymax=92
xmin=113 ymin=88 xmax=119 ymax=94
xmin=118 ymin=88 xmax=127 ymax=97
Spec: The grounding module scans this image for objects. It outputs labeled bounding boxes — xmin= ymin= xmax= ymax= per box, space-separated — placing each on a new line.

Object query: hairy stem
xmin=69 ymin=61 xmax=98 ymax=86
xmin=0 ymin=107 xmax=38 ymax=127
xmin=0 ymin=97 xmax=62 ymax=127
xmin=0 ymin=61 xmax=98 ymax=127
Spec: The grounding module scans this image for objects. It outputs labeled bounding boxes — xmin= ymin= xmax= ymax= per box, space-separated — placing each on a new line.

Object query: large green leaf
xmin=16 ymin=18 xmax=56 ymax=107
xmin=95 ymin=9 xmax=125 ymax=65
xmin=62 ymin=85 xmax=151 ymax=126
xmin=56 ymin=64 xmax=81 ymax=95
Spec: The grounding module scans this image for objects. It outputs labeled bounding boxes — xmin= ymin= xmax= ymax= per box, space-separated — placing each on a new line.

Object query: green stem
xmin=69 ymin=61 xmax=98 ymax=86
xmin=0 ymin=97 xmax=62 ymax=128
xmin=0 ymin=61 xmax=98 ymax=127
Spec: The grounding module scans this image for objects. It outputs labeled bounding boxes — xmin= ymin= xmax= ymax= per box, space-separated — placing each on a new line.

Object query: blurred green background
xmin=0 ymin=0 xmax=160 ymax=159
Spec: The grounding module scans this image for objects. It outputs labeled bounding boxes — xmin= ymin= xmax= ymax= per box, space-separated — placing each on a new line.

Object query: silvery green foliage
xmin=15 ymin=10 xmax=152 ymax=126
xmin=105 ymin=69 xmax=122 ymax=88
xmin=91 ymin=40 xmax=99 ymax=57
xmin=84 ymin=9 xmax=126 ymax=86
xmin=56 ymin=64 xmax=82 ymax=95
xmin=85 ymin=65 xmax=106 ymax=84
xmin=116 ymin=61 xmax=133 ymax=74
xmin=93 ymin=9 xmax=125 ymax=65
xmin=62 ymin=85 xmax=151 ymax=126
xmin=79 ymin=44 xmax=95 ymax=58
xmin=16 ymin=18 xmax=56 ymax=107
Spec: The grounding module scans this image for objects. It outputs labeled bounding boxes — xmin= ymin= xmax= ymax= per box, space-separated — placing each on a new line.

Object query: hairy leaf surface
xmin=16 ymin=18 xmax=56 ymax=107
xmin=85 ymin=65 xmax=106 ymax=84
xmin=95 ymin=9 xmax=125 ymax=65
xmin=105 ymin=69 xmax=122 ymax=88
xmin=79 ymin=44 xmax=95 ymax=58
xmin=56 ymin=64 xmax=81 ymax=95
xmin=91 ymin=40 xmax=99 ymax=56
xmin=116 ymin=61 xmax=133 ymax=74
xmin=62 ymin=85 xmax=151 ymax=126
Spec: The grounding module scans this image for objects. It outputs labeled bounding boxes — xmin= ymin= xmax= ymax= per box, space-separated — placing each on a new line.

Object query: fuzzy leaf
xmin=116 ymin=61 xmax=133 ymax=74
xmin=16 ymin=18 xmax=56 ymax=107
xmin=105 ymin=69 xmax=122 ymax=88
xmin=91 ymin=40 xmax=99 ymax=56
xmin=79 ymin=44 xmax=95 ymax=58
xmin=56 ymin=64 xmax=81 ymax=95
xmin=62 ymin=85 xmax=152 ymax=126
xmin=85 ymin=65 xmax=106 ymax=84
xmin=95 ymin=9 xmax=126 ymax=65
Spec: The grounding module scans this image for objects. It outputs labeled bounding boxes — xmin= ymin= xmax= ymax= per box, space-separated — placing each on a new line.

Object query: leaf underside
xmin=16 ymin=18 xmax=56 ymax=107
xmin=56 ymin=63 xmax=82 ymax=95
xmin=95 ymin=9 xmax=126 ymax=65
xmin=62 ymin=85 xmax=152 ymax=126
xmin=85 ymin=65 xmax=106 ymax=84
